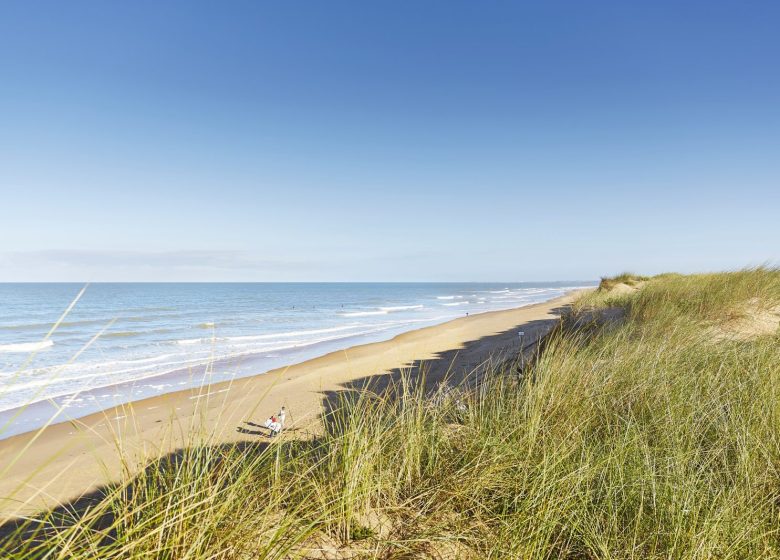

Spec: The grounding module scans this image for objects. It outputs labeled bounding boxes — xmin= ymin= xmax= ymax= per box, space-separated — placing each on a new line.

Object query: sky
xmin=0 ymin=1 xmax=778 ymax=282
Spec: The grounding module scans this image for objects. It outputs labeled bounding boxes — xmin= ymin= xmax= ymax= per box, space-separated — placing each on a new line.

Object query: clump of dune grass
xmin=2 ymin=268 xmax=780 ymax=558
xmin=597 ymin=272 xmax=649 ymax=292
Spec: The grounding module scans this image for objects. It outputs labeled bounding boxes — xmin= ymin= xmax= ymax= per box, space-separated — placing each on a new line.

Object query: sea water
xmin=0 ymin=282 xmax=593 ymax=437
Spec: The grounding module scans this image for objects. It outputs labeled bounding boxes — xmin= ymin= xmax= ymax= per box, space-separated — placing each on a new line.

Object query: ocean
xmin=0 ymin=282 xmax=593 ymax=438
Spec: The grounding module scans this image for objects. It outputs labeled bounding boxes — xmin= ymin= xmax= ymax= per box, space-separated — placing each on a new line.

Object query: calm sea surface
xmin=0 ymin=282 xmax=593 ymax=437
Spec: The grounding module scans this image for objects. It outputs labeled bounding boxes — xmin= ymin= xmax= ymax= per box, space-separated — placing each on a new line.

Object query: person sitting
xmin=263 ymin=408 xmax=286 ymax=437
xmin=263 ymin=415 xmax=279 ymax=436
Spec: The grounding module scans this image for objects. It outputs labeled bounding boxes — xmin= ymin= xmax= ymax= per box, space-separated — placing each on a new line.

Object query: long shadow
xmin=236 ymin=425 xmax=268 ymax=436
xmin=313 ymin=302 xmax=624 ymax=443
xmin=0 ymin=439 xmax=280 ymax=552
xmin=0 ymin=303 xmax=578 ymax=552
xmin=316 ymin=305 xmax=576 ymax=424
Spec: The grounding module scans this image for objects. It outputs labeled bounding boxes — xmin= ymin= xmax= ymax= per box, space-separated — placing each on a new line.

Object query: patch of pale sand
xmin=607 ymin=281 xmax=645 ymax=295
xmin=287 ymin=534 xmax=348 ymax=560
xmin=354 ymin=509 xmax=394 ymax=540
xmin=286 ymin=508 xmax=477 ymax=560
xmin=710 ymin=298 xmax=780 ymax=341
xmin=288 ymin=510 xmax=394 ymax=559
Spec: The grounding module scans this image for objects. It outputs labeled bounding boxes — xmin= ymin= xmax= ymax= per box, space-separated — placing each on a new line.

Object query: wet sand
xmin=0 ymin=291 xmax=584 ymax=520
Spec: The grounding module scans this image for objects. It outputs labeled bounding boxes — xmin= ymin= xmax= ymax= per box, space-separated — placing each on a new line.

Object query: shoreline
xmin=0 ymin=290 xmax=585 ymax=521
xmin=0 ymin=287 xmax=590 ymax=439
xmin=0 ymin=286 xmax=587 ymax=442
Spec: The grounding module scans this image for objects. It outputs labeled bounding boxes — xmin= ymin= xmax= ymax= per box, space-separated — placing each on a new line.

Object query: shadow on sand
xmin=318 ymin=306 xmax=570 ymax=409
xmin=0 ymin=305 xmax=573 ymax=552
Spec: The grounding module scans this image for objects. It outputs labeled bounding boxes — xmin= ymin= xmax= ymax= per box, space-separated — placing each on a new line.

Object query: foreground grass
xmin=2 ymin=268 xmax=780 ymax=558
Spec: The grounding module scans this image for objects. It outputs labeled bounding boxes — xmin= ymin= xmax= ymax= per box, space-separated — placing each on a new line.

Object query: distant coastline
xmin=0 ymin=282 xmax=594 ymax=438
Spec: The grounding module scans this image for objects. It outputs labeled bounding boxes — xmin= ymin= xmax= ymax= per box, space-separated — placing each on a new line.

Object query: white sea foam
xmin=379 ymin=305 xmax=423 ymax=312
xmin=227 ymin=324 xmax=362 ymax=341
xmin=0 ymin=340 xmax=54 ymax=353
xmin=176 ymin=324 xmax=365 ymax=346
xmin=0 ymin=283 xmax=591 ymax=434
xmin=80 ymin=327 xmax=391 ymax=395
xmin=176 ymin=338 xmax=201 ymax=345
xmin=342 ymin=305 xmax=423 ymax=317
xmin=340 ymin=310 xmax=388 ymax=317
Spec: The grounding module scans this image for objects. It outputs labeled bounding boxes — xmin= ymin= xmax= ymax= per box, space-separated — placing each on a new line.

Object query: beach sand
xmin=0 ymin=291 xmax=583 ymax=521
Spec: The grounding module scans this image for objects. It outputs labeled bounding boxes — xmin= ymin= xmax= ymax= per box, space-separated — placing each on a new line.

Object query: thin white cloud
xmin=0 ymin=250 xmax=309 ymax=271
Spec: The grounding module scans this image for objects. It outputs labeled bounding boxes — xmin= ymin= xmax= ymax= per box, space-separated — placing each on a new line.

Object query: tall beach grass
xmin=2 ymin=268 xmax=779 ymax=558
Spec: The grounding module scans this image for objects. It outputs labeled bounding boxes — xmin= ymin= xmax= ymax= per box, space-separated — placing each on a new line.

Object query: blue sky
xmin=1 ymin=1 xmax=778 ymax=281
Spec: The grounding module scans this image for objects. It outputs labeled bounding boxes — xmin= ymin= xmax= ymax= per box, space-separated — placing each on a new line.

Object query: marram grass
xmin=2 ymin=268 xmax=779 ymax=558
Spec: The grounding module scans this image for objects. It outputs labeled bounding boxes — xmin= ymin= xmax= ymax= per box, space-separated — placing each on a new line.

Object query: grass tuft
xmin=2 ymin=268 xmax=779 ymax=558
xmin=598 ymin=272 xmax=649 ymax=291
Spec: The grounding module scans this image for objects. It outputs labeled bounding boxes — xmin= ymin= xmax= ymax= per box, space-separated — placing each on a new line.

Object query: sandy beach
xmin=0 ymin=291 xmax=582 ymax=521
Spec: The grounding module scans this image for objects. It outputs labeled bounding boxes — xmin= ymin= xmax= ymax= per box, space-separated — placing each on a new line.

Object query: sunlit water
xmin=0 ymin=282 xmax=593 ymax=438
